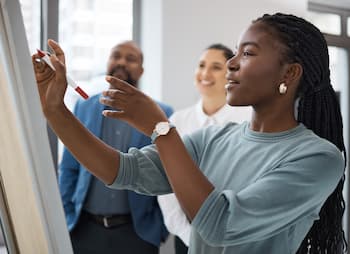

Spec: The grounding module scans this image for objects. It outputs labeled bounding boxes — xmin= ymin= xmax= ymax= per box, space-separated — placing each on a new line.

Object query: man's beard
xmin=107 ymin=66 xmax=137 ymax=87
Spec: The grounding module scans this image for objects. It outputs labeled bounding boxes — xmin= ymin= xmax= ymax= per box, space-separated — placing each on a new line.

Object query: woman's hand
xmin=100 ymin=76 xmax=168 ymax=136
xmin=31 ymin=39 xmax=68 ymax=116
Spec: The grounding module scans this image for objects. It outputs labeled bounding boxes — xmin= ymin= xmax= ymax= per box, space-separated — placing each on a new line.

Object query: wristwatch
xmin=150 ymin=121 xmax=175 ymax=143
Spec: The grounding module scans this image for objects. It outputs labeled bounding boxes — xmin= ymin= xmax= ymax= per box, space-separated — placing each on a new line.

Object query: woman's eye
xmin=243 ymin=51 xmax=251 ymax=56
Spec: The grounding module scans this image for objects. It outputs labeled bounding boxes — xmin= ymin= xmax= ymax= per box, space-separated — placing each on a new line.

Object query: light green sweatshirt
xmin=110 ymin=122 xmax=344 ymax=254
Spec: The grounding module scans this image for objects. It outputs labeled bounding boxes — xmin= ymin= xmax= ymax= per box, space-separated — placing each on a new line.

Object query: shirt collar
xmin=195 ymin=100 xmax=234 ymax=127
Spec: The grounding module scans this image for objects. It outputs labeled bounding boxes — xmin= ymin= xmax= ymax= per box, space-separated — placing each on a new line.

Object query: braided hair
xmin=254 ymin=13 xmax=347 ymax=253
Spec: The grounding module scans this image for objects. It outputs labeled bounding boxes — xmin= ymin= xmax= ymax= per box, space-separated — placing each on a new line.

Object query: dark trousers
xmin=70 ymin=213 xmax=158 ymax=254
xmin=175 ymin=236 xmax=188 ymax=254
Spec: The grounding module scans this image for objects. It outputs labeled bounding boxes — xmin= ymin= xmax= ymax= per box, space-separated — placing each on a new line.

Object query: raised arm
xmin=33 ymin=40 xmax=214 ymax=220
xmin=32 ymin=40 xmax=119 ymax=184
xmin=100 ymin=78 xmax=215 ymax=220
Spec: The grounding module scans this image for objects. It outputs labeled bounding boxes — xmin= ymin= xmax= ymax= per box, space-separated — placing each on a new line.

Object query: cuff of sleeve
xmin=191 ymin=189 xmax=229 ymax=245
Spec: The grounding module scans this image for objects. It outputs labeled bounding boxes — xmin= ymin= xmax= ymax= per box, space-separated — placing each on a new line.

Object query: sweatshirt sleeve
xmin=191 ymin=147 xmax=344 ymax=246
xmin=108 ymin=127 xmax=210 ymax=195
xmin=108 ymin=144 xmax=172 ymax=195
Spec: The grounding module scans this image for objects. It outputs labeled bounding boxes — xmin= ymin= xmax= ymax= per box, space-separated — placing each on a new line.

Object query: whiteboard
xmin=0 ymin=0 xmax=72 ymax=253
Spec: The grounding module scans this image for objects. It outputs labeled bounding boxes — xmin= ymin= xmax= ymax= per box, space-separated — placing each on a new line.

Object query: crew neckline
xmin=242 ymin=121 xmax=307 ymax=142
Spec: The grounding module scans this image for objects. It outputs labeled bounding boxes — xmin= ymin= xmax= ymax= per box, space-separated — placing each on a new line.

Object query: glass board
xmin=0 ymin=0 xmax=72 ymax=253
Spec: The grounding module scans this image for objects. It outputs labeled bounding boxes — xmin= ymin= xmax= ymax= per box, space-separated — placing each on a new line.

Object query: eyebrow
xmin=199 ymin=61 xmax=224 ymax=65
xmin=126 ymin=54 xmax=137 ymax=58
xmin=235 ymin=41 xmax=260 ymax=49
xmin=112 ymin=52 xmax=138 ymax=59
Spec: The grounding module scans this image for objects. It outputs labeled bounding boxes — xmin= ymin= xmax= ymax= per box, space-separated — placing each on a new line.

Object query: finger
xmin=105 ymin=76 xmax=136 ymax=94
xmin=32 ymin=55 xmax=55 ymax=82
xmin=102 ymin=89 xmax=127 ymax=99
xmin=36 ymin=72 xmax=55 ymax=97
xmin=36 ymin=69 xmax=56 ymax=85
xmin=99 ymin=96 xmax=127 ymax=109
xmin=48 ymin=39 xmax=66 ymax=64
xmin=32 ymin=55 xmax=46 ymax=70
xmin=50 ymin=55 xmax=67 ymax=85
xmin=32 ymin=54 xmax=49 ymax=70
xmin=32 ymin=54 xmax=57 ymax=107
xmin=102 ymin=110 xmax=125 ymax=120
xmin=101 ymin=89 xmax=128 ymax=106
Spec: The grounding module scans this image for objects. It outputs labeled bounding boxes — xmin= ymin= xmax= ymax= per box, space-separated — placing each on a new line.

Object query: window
xmin=307 ymin=11 xmax=341 ymax=35
xmin=59 ymin=0 xmax=133 ymax=110
xmin=57 ymin=0 xmax=134 ymax=163
xmin=328 ymin=47 xmax=348 ymax=92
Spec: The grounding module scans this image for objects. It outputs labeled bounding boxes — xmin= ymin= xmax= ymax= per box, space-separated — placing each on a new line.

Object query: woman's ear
xmin=283 ymin=63 xmax=303 ymax=85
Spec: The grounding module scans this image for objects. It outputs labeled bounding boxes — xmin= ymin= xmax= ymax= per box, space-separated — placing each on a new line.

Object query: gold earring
xmin=279 ymin=83 xmax=287 ymax=94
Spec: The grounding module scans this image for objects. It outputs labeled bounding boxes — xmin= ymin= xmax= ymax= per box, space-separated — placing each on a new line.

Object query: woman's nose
xmin=201 ymin=67 xmax=211 ymax=78
xmin=227 ymin=57 xmax=239 ymax=71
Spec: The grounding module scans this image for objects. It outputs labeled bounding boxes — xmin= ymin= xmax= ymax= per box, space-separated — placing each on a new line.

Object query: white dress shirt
xmin=158 ymin=101 xmax=251 ymax=246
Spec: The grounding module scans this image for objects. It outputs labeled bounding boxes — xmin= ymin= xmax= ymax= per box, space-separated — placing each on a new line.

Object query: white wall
xmin=140 ymin=0 xmax=307 ymax=111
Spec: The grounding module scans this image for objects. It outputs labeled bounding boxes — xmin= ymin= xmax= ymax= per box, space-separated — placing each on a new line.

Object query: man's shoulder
xmin=155 ymin=101 xmax=173 ymax=116
xmin=77 ymin=93 xmax=100 ymax=105
xmin=74 ymin=94 xmax=101 ymax=110
xmin=72 ymin=94 xmax=103 ymax=123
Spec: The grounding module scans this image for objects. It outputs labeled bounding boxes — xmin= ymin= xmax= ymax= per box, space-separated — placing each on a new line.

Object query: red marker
xmin=36 ymin=49 xmax=89 ymax=100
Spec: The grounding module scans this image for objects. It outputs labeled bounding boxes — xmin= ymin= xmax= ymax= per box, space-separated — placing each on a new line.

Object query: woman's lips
xmin=225 ymin=80 xmax=239 ymax=89
xmin=199 ymin=80 xmax=213 ymax=86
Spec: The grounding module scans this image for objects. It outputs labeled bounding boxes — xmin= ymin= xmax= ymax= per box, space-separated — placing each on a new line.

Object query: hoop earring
xmin=279 ymin=83 xmax=287 ymax=94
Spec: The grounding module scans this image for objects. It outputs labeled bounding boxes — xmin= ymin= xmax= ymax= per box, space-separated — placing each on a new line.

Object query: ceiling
xmin=310 ymin=0 xmax=350 ymax=10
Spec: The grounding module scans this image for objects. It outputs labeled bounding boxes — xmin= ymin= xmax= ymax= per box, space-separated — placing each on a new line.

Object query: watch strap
xmin=151 ymin=122 xmax=175 ymax=143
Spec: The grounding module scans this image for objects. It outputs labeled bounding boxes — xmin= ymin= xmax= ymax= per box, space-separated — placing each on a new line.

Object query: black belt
xmin=82 ymin=211 xmax=132 ymax=228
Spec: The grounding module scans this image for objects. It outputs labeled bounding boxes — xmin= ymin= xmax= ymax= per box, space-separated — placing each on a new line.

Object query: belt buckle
xmin=103 ymin=217 xmax=110 ymax=228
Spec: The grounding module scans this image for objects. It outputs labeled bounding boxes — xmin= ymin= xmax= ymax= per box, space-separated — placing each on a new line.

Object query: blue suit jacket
xmin=59 ymin=94 xmax=172 ymax=247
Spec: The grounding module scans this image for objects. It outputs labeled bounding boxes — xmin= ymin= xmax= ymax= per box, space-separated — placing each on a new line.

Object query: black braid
xmin=255 ymin=13 xmax=347 ymax=254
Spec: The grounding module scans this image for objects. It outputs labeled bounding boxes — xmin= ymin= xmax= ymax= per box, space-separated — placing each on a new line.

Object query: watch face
xmin=156 ymin=122 xmax=170 ymax=135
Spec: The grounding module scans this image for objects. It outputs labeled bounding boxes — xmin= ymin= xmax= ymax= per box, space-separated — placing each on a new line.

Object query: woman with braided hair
xmin=254 ymin=14 xmax=346 ymax=254
xmin=32 ymin=13 xmax=345 ymax=254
